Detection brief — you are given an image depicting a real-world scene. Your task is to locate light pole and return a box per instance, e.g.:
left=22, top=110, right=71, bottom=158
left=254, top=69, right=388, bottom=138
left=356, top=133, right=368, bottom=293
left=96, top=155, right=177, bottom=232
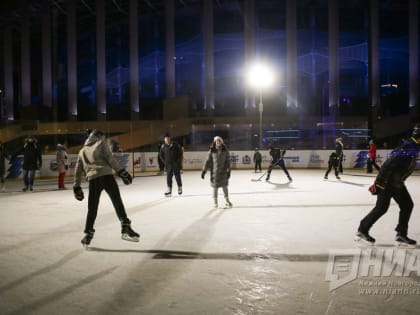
left=247, top=63, right=275, bottom=149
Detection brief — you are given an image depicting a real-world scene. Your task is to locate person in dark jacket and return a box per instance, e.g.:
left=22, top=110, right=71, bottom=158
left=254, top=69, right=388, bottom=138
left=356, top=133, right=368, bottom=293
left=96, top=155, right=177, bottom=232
left=355, top=125, right=420, bottom=247
left=22, top=135, right=42, bottom=191
left=0, top=140, right=8, bottom=192
left=159, top=132, right=183, bottom=196
left=253, top=148, right=262, bottom=173
left=265, top=146, right=292, bottom=182
left=201, top=136, right=232, bottom=208
left=324, top=152, right=340, bottom=180
left=73, top=129, right=139, bottom=248
left=335, top=137, right=344, bottom=173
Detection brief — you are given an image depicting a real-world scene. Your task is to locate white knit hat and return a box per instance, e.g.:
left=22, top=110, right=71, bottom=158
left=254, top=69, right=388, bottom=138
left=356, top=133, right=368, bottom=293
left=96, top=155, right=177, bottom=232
left=213, top=136, right=224, bottom=143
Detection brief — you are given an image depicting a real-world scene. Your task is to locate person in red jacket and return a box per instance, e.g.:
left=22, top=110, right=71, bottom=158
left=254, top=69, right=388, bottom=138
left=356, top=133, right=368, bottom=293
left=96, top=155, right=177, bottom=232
left=366, top=139, right=380, bottom=173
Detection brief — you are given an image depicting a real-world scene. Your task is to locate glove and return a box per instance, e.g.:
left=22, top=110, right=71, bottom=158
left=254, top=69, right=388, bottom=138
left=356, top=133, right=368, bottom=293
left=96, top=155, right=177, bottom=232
left=118, top=169, right=132, bottom=185
left=368, top=180, right=385, bottom=195
left=73, top=186, right=84, bottom=201
left=201, top=171, right=206, bottom=179
left=65, top=165, right=69, bottom=171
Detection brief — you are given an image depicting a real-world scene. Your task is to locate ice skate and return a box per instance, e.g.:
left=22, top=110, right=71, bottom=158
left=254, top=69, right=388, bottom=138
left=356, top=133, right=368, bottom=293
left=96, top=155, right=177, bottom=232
left=224, top=200, right=233, bottom=209
left=395, top=234, right=417, bottom=248
left=121, top=224, right=140, bottom=242
left=81, top=231, right=95, bottom=249
left=164, top=187, right=172, bottom=197
left=265, top=175, right=270, bottom=181
left=324, top=175, right=328, bottom=180
left=336, top=176, right=341, bottom=180
left=355, top=231, right=375, bottom=246
left=178, top=186, right=182, bottom=195
left=22, top=186, right=28, bottom=192
left=287, top=176, right=292, bottom=182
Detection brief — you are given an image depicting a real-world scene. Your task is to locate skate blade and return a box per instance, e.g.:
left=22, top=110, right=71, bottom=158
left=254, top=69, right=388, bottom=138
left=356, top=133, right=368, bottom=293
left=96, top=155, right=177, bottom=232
left=395, top=241, right=417, bottom=249
left=82, top=243, right=91, bottom=250
left=122, top=234, right=140, bottom=242
left=354, top=236, right=374, bottom=246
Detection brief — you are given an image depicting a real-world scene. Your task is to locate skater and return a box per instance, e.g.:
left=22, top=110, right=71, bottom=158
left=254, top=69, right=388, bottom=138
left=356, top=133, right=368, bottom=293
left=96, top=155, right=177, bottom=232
left=201, top=136, right=232, bottom=208
left=157, top=141, right=165, bottom=175
left=335, top=137, right=344, bottom=173
left=324, top=151, right=340, bottom=180
left=22, top=135, right=42, bottom=191
left=159, top=132, right=183, bottom=196
left=355, top=125, right=420, bottom=247
left=56, top=143, right=68, bottom=189
left=0, top=140, right=8, bottom=192
left=253, top=148, right=262, bottom=173
left=265, top=146, right=292, bottom=182
left=366, top=139, right=380, bottom=173
left=73, top=129, right=139, bottom=248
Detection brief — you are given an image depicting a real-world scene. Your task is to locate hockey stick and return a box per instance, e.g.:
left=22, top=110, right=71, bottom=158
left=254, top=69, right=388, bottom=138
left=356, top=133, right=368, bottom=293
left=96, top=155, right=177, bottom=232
left=251, top=158, right=282, bottom=182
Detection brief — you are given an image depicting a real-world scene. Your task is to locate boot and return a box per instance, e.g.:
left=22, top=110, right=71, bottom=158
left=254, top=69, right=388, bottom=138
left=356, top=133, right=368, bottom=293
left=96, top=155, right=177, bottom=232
left=213, top=198, right=218, bottom=209
left=178, top=186, right=182, bottom=195
left=395, top=234, right=417, bottom=248
left=121, top=222, right=140, bottom=242
left=225, top=199, right=233, bottom=208
left=81, top=230, right=95, bottom=248
left=355, top=230, right=375, bottom=245
left=164, top=187, right=172, bottom=196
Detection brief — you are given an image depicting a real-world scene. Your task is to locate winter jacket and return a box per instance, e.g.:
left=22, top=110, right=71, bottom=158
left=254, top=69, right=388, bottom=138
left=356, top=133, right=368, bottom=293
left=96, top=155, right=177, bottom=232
left=159, top=141, right=182, bottom=172
left=335, top=141, right=343, bottom=157
left=368, top=143, right=377, bottom=160
left=328, top=152, right=340, bottom=167
left=22, top=139, right=42, bottom=171
left=74, top=133, right=122, bottom=186
left=56, top=144, right=68, bottom=173
left=376, top=137, right=419, bottom=189
left=253, top=151, right=262, bottom=162
left=269, top=148, right=286, bottom=162
left=203, top=144, right=231, bottom=188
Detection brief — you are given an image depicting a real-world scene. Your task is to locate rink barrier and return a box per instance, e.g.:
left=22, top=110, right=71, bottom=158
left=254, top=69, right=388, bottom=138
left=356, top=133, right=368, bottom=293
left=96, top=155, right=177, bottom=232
left=5, top=149, right=419, bottom=179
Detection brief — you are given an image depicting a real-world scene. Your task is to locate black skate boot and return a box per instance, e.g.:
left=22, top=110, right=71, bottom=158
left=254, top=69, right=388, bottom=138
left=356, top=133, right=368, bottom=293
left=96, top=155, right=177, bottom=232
left=164, top=187, right=172, bottom=197
left=395, top=234, right=417, bottom=248
left=178, top=186, right=182, bottom=195
left=81, top=230, right=95, bottom=249
left=121, top=223, right=140, bottom=242
left=224, top=200, right=233, bottom=209
left=287, top=175, right=292, bottom=182
left=355, top=230, right=375, bottom=246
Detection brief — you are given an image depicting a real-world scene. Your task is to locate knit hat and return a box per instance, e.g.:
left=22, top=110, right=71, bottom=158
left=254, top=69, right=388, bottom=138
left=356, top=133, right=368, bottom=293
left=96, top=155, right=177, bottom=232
left=213, top=136, right=224, bottom=143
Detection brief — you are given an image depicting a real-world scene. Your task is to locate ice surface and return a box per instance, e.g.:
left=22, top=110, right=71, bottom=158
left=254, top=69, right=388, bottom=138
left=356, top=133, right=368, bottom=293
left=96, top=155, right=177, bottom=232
left=0, top=169, right=419, bottom=315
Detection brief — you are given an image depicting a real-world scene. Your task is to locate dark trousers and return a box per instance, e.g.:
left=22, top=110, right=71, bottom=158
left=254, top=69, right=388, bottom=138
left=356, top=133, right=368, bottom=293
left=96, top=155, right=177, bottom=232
left=254, top=160, right=262, bottom=172
left=267, top=159, right=291, bottom=179
left=166, top=169, right=182, bottom=188
left=338, top=155, right=343, bottom=173
left=367, top=158, right=380, bottom=173
left=85, top=174, right=129, bottom=233
left=359, top=185, right=414, bottom=236
left=325, top=164, right=338, bottom=178
left=23, top=169, right=36, bottom=187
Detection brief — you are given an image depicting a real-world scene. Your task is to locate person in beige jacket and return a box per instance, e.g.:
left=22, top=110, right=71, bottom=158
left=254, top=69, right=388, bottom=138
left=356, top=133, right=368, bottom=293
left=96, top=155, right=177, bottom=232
left=73, top=129, right=139, bottom=248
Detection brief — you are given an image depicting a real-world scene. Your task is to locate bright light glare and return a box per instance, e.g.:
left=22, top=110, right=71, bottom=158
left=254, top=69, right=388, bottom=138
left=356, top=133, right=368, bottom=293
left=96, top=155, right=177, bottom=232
left=247, top=63, right=275, bottom=89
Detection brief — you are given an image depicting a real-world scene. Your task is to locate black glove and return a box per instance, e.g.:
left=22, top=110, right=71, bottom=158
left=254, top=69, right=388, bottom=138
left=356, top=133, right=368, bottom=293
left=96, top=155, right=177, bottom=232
left=73, top=186, right=84, bottom=201
left=118, top=169, right=132, bottom=185
left=368, top=180, right=385, bottom=195
left=201, top=171, right=206, bottom=179
left=65, top=165, right=69, bottom=171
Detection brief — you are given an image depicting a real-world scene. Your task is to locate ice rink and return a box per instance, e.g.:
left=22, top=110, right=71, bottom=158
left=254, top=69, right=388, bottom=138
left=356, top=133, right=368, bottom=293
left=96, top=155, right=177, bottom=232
left=1, top=169, right=420, bottom=315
